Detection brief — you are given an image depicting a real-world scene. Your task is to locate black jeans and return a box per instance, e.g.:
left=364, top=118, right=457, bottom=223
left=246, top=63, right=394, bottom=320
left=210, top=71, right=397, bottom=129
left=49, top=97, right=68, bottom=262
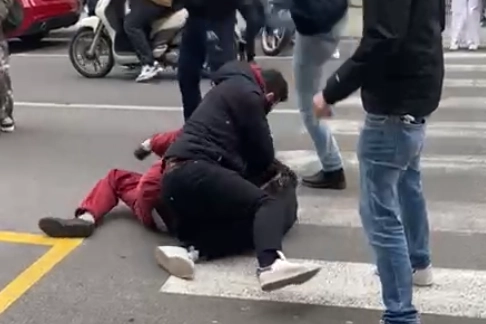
left=177, top=14, right=237, bottom=120
left=238, top=2, right=265, bottom=61
left=124, top=0, right=168, bottom=66
left=161, top=160, right=297, bottom=263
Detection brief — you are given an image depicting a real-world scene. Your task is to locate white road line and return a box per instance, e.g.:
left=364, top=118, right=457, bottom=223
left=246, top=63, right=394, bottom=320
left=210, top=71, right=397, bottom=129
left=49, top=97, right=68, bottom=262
left=11, top=51, right=486, bottom=59
left=276, top=150, right=486, bottom=172
left=14, top=97, right=486, bottom=113
left=160, top=257, right=486, bottom=318
left=293, top=195, right=486, bottom=233
left=310, top=120, right=486, bottom=138
left=445, top=64, right=486, bottom=72
left=444, top=79, right=486, bottom=87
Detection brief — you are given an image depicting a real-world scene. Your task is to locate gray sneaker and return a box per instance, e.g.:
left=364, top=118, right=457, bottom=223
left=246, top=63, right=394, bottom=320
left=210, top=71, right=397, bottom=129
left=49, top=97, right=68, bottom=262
left=0, top=116, right=15, bottom=132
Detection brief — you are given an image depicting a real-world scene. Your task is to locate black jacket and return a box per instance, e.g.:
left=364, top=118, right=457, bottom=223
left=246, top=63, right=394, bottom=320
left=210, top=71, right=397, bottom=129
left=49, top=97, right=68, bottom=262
left=164, top=61, right=275, bottom=178
left=323, top=0, right=445, bottom=118
left=290, top=0, right=348, bottom=36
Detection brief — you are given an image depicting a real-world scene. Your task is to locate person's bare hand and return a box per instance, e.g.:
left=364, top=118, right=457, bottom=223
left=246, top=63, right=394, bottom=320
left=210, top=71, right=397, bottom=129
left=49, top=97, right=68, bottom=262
left=313, top=92, right=333, bottom=119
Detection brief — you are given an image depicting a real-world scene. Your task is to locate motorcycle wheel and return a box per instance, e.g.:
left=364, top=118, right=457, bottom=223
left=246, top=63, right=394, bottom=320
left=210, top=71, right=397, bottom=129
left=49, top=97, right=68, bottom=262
left=260, top=27, right=293, bottom=56
left=69, top=27, right=114, bottom=78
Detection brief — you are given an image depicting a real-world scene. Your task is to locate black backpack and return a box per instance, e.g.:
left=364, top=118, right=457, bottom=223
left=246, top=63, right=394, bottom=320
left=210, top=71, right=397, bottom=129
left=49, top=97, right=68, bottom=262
left=3, top=0, right=24, bottom=33
left=290, top=0, right=348, bottom=36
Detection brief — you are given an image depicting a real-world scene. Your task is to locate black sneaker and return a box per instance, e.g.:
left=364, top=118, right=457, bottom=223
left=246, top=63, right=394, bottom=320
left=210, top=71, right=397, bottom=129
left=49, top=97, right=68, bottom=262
left=38, top=217, right=95, bottom=238
left=0, top=116, right=15, bottom=132
left=133, top=145, right=152, bottom=160
left=301, top=169, right=346, bottom=189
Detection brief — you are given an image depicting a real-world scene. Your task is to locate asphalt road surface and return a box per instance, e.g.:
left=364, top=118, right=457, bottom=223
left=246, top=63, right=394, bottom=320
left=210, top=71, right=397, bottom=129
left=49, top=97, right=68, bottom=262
left=0, top=32, right=486, bottom=324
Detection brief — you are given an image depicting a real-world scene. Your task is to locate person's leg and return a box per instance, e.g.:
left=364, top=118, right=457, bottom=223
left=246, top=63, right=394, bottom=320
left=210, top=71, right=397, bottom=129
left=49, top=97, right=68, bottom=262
left=0, top=40, right=14, bottom=133
left=38, top=169, right=142, bottom=238
left=159, top=161, right=320, bottom=289
left=206, top=13, right=238, bottom=72
left=357, top=114, right=426, bottom=324
left=177, top=15, right=207, bottom=120
left=450, top=0, right=468, bottom=49
left=293, top=31, right=345, bottom=189
left=466, top=0, right=481, bottom=49
left=398, top=129, right=432, bottom=286
left=124, top=0, right=166, bottom=81
left=239, top=4, right=264, bottom=62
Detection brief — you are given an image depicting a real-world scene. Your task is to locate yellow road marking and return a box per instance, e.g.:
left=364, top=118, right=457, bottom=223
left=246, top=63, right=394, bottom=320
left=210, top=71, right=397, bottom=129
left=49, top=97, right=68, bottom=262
left=0, top=232, right=83, bottom=315
left=0, top=231, right=61, bottom=246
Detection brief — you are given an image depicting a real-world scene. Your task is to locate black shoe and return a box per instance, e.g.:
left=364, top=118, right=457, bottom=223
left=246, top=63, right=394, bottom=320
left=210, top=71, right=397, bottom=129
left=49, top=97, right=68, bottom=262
left=38, top=217, right=95, bottom=238
left=301, top=169, right=346, bottom=190
left=133, top=145, right=152, bottom=160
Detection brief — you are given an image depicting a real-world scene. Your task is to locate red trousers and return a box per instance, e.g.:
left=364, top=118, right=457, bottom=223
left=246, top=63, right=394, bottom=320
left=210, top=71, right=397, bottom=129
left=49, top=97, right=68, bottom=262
left=74, top=130, right=180, bottom=228
left=75, top=160, right=162, bottom=228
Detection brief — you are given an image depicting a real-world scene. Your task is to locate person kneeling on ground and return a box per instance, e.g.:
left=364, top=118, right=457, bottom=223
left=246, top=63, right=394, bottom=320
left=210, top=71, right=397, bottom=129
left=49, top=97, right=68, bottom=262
left=158, top=60, right=321, bottom=292
left=38, top=130, right=182, bottom=238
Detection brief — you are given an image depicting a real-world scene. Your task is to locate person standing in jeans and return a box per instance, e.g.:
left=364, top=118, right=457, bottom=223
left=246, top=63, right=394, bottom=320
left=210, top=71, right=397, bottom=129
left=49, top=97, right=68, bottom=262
left=290, top=0, right=348, bottom=189
left=313, top=0, right=445, bottom=322
left=178, top=0, right=241, bottom=120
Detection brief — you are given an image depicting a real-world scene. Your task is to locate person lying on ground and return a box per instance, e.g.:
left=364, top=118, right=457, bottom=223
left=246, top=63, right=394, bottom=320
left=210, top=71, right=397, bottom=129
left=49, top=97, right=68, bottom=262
left=158, top=60, right=321, bottom=292
left=38, top=129, right=181, bottom=238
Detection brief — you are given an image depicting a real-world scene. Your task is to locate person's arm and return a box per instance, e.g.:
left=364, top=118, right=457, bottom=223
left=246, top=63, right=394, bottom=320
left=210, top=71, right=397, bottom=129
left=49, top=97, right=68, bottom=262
left=134, top=129, right=182, bottom=160
left=236, top=93, right=275, bottom=177
left=322, top=0, right=412, bottom=105
left=150, top=129, right=182, bottom=157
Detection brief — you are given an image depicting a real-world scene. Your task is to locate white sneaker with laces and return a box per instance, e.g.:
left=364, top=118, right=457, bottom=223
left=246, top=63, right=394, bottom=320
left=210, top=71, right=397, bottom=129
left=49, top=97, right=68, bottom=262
left=257, top=251, right=321, bottom=292
left=154, top=245, right=199, bottom=280
left=136, top=64, right=159, bottom=82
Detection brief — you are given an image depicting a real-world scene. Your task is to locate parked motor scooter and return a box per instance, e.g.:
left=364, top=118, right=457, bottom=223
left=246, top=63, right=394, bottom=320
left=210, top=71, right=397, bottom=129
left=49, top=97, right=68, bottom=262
left=69, top=0, right=247, bottom=78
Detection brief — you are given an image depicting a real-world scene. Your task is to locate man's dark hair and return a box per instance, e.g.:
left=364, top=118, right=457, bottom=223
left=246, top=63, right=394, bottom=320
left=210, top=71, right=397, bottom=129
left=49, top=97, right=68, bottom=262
left=261, top=69, right=289, bottom=103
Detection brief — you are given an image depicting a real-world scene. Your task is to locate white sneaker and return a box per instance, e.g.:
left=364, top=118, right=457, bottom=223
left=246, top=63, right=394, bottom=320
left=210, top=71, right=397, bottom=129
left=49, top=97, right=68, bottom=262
left=0, top=116, right=15, bottom=132
left=413, top=265, right=433, bottom=286
left=258, top=252, right=321, bottom=292
left=449, top=43, right=459, bottom=51
left=332, top=49, right=340, bottom=59
left=374, top=265, right=434, bottom=286
left=136, top=64, right=160, bottom=82
left=468, top=44, right=479, bottom=51
left=154, top=246, right=199, bottom=280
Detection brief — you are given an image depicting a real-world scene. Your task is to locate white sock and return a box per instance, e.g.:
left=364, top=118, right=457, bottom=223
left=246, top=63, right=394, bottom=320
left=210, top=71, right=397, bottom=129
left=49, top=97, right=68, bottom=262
left=78, top=213, right=95, bottom=223
left=141, top=139, right=152, bottom=151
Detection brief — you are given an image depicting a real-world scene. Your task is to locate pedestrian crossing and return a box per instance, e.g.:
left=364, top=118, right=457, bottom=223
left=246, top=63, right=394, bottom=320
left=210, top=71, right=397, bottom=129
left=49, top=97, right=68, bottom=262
left=159, top=52, right=486, bottom=321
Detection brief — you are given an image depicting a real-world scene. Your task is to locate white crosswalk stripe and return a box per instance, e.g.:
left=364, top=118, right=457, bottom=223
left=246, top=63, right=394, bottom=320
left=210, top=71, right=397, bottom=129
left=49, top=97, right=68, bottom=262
left=159, top=54, right=486, bottom=321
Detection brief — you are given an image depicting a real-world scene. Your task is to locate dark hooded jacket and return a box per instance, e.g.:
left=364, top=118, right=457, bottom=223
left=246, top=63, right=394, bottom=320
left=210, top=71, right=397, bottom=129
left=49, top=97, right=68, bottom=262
left=164, top=61, right=274, bottom=178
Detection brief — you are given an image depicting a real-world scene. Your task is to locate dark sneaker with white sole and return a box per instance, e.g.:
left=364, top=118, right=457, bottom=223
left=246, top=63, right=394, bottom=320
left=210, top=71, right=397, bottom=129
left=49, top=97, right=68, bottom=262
left=0, top=117, right=15, bottom=132
left=258, top=252, right=321, bottom=292
left=301, top=169, right=346, bottom=189
left=38, top=217, right=95, bottom=238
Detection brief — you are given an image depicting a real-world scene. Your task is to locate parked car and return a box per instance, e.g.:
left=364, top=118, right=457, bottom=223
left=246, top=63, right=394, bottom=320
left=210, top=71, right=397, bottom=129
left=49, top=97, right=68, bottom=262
left=6, top=0, right=81, bottom=42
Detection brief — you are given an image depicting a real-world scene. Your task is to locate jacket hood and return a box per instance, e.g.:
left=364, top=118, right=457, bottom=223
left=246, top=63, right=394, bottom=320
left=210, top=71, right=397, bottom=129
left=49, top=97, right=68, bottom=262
left=211, top=61, right=265, bottom=93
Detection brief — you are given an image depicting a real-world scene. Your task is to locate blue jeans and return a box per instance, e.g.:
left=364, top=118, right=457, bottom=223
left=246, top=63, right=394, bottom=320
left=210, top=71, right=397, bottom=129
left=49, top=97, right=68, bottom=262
left=292, top=15, right=347, bottom=172
left=358, top=113, right=431, bottom=324
left=177, top=14, right=237, bottom=120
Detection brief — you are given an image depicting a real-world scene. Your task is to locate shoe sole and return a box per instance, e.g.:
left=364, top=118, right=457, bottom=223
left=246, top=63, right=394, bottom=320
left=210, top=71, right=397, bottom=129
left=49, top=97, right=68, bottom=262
left=154, top=247, right=195, bottom=280
left=261, top=267, right=321, bottom=292
left=301, top=180, right=346, bottom=190
left=0, top=125, right=15, bottom=132
left=38, top=218, right=94, bottom=238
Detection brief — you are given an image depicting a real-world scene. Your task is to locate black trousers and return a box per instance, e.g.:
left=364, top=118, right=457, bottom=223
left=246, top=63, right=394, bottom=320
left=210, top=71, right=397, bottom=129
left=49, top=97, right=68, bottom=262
left=161, top=160, right=297, bottom=262
left=238, top=2, right=265, bottom=61
left=124, top=0, right=168, bottom=66
left=177, top=14, right=237, bottom=120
